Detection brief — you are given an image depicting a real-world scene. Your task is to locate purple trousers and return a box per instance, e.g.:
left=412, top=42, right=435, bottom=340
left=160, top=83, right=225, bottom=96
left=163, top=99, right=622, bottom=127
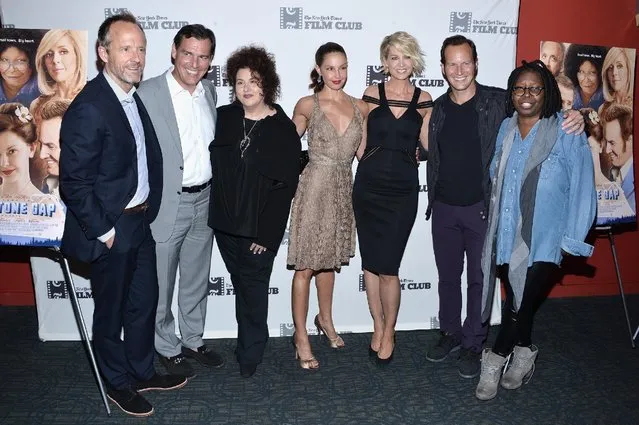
left=431, top=200, right=488, bottom=352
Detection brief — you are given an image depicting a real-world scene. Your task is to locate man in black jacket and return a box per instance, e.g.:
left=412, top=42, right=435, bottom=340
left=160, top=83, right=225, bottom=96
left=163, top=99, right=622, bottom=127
left=425, top=35, right=505, bottom=379
left=425, top=35, right=584, bottom=379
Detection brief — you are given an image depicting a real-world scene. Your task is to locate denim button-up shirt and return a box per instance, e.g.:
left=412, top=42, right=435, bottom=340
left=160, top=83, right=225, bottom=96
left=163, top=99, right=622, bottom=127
left=491, top=113, right=597, bottom=266
left=495, top=122, right=539, bottom=264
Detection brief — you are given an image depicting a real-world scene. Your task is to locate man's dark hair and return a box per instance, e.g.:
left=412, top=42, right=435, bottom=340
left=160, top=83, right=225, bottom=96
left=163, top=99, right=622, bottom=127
left=600, top=102, right=633, bottom=147
left=505, top=59, right=562, bottom=118
left=172, top=24, right=216, bottom=62
left=440, top=35, right=478, bottom=64
left=97, top=12, right=143, bottom=50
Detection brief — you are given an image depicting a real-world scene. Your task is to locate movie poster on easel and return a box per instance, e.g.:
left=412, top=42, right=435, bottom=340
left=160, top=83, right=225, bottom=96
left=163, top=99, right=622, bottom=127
left=0, top=28, right=87, bottom=246
left=540, top=41, right=636, bottom=225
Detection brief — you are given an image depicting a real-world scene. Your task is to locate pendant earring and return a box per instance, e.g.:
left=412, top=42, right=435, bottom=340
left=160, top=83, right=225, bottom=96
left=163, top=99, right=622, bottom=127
left=317, top=74, right=323, bottom=83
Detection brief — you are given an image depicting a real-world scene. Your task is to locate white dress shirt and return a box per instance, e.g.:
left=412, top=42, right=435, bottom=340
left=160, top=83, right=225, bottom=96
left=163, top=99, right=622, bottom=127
left=98, top=71, right=150, bottom=243
left=166, top=68, right=214, bottom=187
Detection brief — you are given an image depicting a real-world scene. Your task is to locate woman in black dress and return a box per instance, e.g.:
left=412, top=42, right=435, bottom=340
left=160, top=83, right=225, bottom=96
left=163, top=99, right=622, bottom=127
left=353, top=31, right=432, bottom=364
left=209, top=46, right=301, bottom=378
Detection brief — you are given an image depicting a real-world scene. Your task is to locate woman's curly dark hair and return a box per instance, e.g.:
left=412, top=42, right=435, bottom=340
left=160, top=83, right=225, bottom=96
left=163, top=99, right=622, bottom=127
left=563, top=44, right=607, bottom=91
left=226, top=45, right=280, bottom=106
left=505, top=59, right=561, bottom=119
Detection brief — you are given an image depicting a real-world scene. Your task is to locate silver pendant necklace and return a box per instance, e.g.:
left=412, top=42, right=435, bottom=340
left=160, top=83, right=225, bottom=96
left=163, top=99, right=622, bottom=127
left=240, top=118, right=259, bottom=158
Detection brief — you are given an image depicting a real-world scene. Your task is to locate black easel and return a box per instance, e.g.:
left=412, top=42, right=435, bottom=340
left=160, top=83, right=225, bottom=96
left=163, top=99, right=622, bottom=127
left=52, top=247, right=111, bottom=415
left=596, top=226, right=635, bottom=348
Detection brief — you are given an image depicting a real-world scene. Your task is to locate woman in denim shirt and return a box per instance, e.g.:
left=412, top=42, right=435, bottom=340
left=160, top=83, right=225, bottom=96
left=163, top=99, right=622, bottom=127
left=476, top=60, right=596, bottom=401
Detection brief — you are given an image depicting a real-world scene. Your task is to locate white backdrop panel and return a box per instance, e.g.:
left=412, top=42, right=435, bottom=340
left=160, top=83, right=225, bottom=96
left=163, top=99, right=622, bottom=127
left=2, top=0, right=519, bottom=340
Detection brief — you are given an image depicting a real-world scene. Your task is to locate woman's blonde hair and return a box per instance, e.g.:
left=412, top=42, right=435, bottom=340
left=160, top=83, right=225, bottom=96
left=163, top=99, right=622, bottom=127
left=380, top=31, right=425, bottom=76
left=601, top=47, right=635, bottom=104
left=35, top=29, right=87, bottom=98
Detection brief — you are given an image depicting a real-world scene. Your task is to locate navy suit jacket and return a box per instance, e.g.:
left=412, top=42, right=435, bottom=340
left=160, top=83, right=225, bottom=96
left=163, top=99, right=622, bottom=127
left=59, top=73, right=163, bottom=263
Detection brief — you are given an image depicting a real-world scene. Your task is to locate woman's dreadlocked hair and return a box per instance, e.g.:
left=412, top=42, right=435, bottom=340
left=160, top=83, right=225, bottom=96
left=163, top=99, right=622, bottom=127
left=505, top=59, right=562, bottom=118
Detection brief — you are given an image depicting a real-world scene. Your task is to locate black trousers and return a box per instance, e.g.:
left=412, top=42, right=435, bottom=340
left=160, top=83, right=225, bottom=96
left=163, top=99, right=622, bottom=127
left=90, top=211, right=158, bottom=389
left=215, top=231, right=276, bottom=366
left=432, top=200, right=488, bottom=352
left=493, top=261, right=558, bottom=357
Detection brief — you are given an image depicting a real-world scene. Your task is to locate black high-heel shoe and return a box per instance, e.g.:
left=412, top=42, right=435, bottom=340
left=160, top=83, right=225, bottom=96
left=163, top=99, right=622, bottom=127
left=368, top=346, right=378, bottom=358
left=375, top=334, right=396, bottom=366
left=375, top=350, right=394, bottom=366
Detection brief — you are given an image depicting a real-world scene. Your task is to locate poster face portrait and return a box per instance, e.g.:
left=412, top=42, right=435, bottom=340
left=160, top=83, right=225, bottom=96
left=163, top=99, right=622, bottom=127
left=540, top=41, right=636, bottom=225
left=0, top=103, right=39, bottom=197
left=0, top=28, right=46, bottom=108
left=0, top=28, right=87, bottom=247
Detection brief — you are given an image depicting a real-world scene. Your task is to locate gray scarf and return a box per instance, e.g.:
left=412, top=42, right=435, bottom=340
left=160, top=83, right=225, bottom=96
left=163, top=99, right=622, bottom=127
left=481, top=113, right=559, bottom=322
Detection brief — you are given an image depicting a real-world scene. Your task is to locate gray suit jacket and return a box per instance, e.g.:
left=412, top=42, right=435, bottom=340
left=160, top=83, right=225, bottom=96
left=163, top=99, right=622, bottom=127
left=137, top=70, right=217, bottom=243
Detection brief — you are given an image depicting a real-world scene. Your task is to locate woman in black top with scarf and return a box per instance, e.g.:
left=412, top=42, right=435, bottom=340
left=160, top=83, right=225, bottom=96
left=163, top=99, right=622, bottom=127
left=208, top=46, right=301, bottom=378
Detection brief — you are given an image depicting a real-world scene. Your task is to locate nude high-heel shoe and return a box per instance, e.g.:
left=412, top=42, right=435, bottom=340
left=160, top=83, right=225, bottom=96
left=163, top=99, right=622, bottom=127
left=291, top=333, right=319, bottom=370
left=314, top=315, right=345, bottom=349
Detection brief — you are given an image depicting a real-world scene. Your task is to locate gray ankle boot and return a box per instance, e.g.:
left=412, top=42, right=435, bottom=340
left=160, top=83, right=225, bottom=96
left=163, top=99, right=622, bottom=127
left=500, top=345, right=538, bottom=390
left=475, top=349, right=507, bottom=401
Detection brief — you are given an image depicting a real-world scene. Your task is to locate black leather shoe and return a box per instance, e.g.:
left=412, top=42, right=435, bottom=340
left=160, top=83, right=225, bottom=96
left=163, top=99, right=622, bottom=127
left=239, top=363, right=257, bottom=378
left=133, top=373, right=188, bottom=392
left=107, top=387, right=153, bottom=417
left=159, top=353, right=195, bottom=378
left=182, top=345, right=225, bottom=368
left=458, top=347, right=481, bottom=379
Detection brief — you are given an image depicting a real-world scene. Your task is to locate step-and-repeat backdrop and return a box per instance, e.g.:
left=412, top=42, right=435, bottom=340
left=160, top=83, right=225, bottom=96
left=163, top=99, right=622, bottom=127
left=1, top=0, right=519, bottom=340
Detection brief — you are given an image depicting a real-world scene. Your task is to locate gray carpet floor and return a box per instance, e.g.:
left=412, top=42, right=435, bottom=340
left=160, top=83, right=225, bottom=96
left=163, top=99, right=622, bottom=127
left=0, top=295, right=638, bottom=425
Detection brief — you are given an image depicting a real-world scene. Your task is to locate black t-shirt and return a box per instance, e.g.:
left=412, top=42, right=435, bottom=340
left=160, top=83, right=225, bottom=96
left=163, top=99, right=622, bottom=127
left=434, top=94, right=484, bottom=206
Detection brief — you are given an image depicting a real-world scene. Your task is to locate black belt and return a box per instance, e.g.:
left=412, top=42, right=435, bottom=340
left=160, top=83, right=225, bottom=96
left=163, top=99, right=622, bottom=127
left=182, top=180, right=211, bottom=193
left=123, top=200, right=149, bottom=215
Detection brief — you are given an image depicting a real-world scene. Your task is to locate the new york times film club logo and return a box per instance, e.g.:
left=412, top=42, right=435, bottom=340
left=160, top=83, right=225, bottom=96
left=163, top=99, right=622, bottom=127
left=279, top=322, right=325, bottom=337
left=365, top=66, right=445, bottom=89
left=449, top=12, right=517, bottom=35
left=280, top=7, right=363, bottom=30
left=104, top=8, right=188, bottom=30
left=208, top=277, right=280, bottom=296
left=358, top=274, right=431, bottom=292
left=46, top=280, right=92, bottom=299
left=207, top=65, right=235, bottom=103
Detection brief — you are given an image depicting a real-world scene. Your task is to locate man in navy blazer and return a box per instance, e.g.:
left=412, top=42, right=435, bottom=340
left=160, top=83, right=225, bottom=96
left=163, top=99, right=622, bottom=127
left=59, top=13, right=186, bottom=417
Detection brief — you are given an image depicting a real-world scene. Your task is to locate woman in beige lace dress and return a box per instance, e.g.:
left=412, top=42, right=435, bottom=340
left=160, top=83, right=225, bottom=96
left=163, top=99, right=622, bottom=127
left=287, top=42, right=367, bottom=370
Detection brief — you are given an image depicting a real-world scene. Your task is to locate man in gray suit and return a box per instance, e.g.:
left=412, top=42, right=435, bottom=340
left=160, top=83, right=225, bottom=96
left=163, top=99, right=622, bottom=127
left=137, top=24, right=223, bottom=377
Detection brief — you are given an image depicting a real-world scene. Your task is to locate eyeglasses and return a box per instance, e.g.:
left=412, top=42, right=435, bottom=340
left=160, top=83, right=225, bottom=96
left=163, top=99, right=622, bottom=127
left=577, top=70, right=597, bottom=79
left=0, top=58, right=29, bottom=72
left=512, top=86, right=544, bottom=96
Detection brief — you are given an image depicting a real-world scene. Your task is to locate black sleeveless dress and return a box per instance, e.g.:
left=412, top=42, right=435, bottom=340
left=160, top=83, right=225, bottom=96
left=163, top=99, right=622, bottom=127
left=352, top=83, right=431, bottom=275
